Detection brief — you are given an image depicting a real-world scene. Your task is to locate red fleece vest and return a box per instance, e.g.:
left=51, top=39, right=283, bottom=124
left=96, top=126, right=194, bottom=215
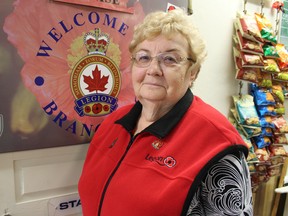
left=78, top=96, right=247, bottom=216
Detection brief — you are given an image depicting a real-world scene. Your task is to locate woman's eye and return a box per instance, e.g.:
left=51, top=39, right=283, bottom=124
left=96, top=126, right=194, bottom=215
left=138, top=55, right=150, bottom=62
left=163, top=55, right=177, bottom=64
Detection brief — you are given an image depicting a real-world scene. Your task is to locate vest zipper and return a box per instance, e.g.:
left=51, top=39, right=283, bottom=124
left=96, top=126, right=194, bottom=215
left=98, top=135, right=135, bottom=216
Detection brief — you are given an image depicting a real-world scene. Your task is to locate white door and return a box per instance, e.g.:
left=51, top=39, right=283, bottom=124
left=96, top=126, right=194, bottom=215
left=0, top=144, right=88, bottom=216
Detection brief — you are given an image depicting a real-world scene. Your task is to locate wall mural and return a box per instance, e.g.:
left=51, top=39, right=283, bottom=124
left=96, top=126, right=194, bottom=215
left=0, top=0, right=187, bottom=153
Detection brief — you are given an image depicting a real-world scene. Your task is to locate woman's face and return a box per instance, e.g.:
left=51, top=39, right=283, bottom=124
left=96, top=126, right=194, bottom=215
left=131, top=33, right=196, bottom=107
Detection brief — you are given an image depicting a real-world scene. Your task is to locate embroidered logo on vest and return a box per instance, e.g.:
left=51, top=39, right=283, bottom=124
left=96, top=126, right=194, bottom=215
left=152, top=139, right=164, bottom=150
left=145, top=154, right=176, bottom=168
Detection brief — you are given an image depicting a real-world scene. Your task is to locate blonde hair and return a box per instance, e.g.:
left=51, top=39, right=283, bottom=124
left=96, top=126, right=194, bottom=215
left=129, top=8, right=207, bottom=71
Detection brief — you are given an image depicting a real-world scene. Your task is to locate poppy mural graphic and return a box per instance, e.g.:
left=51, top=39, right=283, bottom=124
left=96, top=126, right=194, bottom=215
left=1, top=0, right=145, bottom=152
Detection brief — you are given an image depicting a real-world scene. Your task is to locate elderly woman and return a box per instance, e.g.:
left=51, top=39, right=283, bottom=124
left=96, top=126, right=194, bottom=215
left=78, top=8, right=253, bottom=216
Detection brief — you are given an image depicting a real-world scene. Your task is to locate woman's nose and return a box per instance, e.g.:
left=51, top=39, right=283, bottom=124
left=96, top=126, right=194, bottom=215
left=146, top=57, right=163, bottom=76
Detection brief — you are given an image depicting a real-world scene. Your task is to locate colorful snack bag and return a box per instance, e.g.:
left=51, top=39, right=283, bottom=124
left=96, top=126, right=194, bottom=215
left=273, top=134, right=288, bottom=144
left=236, top=13, right=263, bottom=43
left=267, top=164, right=282, bottom=176
left=253, top=144, right=270, bottom=161
left=241, top=124, right=262, bottom=138
left=263, top=44, right=280, bottom=58
left=251, top=85, right=275, bottom=106
left=257, top=72, right=272, bottom=88
left=236, top=68, right=260, bottom=83
left=256, top=105, right=276, bottom=117
left=273, top=72, right=288, bottom=81
left=270, top=156, right=284, bottom=165
left=239, top=133, right=259, bottom=162
left=268, top=145, right=287, bottom=157
left=260, top=116, right=275, bottom=128
left=276, top=44, right=288, bottom=71
left=233, top=95, right=260, bottom=126
left=255, top=163, right=267, bottom=172
left=262, top=59, right=280, bottom=73
left=253, top=135, right=272, bottom=148
left=272, top=85, right=285, bottom=103
left=274, top=102, right=285, bottom=115
left=248, top=163, right=257, bottom=173
left=261, top=127, right=273, bottom=137
left=272, top=116, right=288, bottom=133
left=255, top=13, right=277, bottom=44
left=236, top=30, right=264, bottom=55
left=241, top=52, right=264, bottom=68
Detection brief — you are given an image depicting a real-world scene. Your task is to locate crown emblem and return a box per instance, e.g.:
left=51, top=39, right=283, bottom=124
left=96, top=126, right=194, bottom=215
left=84, top=28, right=110, bottom=55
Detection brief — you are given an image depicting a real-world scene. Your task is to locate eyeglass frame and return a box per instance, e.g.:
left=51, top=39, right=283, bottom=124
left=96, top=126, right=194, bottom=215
left=131, top=51, right=195, bottom=68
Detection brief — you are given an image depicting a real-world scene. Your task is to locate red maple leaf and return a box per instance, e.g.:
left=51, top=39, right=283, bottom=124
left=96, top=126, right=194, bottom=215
left=83, top=65, right=109, bottom=93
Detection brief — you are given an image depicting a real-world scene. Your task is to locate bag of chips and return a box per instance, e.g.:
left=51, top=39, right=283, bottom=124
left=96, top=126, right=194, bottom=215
left=236, top=68, right=260, bottom=83
left=253, top=135, right=272, bottom=148
left=236, top=30, right=264, bottom=55
left=272, top=116, right=288, bottom=133
left=273, top=134, right=288, bottom=144
left=260, top=116, right=275, bottom=128
left=256, top=105, right=276, bottom=117
left=236, top=13, right=263, bottom=43
left=257, top=72, right=272, bottom=88
left=253, top=144, right=270, bottom=161
left=251, top=85, right=275, bottom=106
left=274, top=102, right=285, bottom=115
left=263, top=44, right=280, bottom=58
left=241, top=52, right=264, bottom=68
left=272, top=85, right=285, bottom=103
left=233, top=95, right=260, bottom=126
left=255, top=13, right=277, bottom=44
left=262, top=59, right=280, bottom=73
left=276, top=44, right=288, bottom=71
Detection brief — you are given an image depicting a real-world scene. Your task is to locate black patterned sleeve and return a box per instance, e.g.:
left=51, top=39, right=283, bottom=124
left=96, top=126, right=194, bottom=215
left=186, top=152, right=253, bottom=216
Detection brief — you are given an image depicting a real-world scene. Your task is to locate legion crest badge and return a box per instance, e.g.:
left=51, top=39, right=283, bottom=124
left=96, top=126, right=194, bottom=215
left=71, top=28, right=121, bottom=117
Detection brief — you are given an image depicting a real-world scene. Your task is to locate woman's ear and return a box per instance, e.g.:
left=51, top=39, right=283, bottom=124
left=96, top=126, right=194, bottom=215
left=188, top=63, right=200, bottom=86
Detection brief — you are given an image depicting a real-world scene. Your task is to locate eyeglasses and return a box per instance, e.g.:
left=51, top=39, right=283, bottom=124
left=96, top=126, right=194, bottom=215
left=131, top=51, right=194, bottom=68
